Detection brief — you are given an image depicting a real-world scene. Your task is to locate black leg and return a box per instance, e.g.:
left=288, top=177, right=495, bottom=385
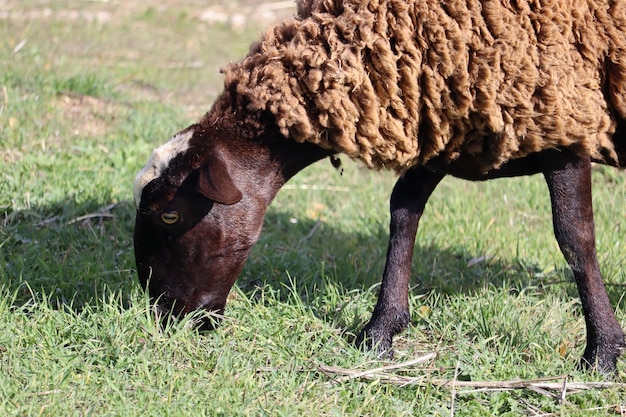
left=542, top=152, right=624, bottom=373
left=357, top=166, right=444, bottom=356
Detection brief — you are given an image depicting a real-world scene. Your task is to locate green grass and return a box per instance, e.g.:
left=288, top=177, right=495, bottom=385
left=1, top=1, right=625, bottom=415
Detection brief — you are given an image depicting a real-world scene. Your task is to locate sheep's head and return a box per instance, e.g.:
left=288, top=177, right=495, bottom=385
left=132, top=126, right=266, bottom=327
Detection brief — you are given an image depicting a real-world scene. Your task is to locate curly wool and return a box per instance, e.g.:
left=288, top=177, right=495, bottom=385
left=222, top=0, right=626, bottom=172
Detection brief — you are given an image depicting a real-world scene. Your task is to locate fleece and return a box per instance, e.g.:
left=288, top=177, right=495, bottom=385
left=222, top=0, right=626, bottom=172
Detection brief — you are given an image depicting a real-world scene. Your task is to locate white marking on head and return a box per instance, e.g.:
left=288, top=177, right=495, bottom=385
left=134, top=129, right=194, bottom=208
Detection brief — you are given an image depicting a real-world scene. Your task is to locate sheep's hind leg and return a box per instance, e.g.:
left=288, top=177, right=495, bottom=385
left=543, top=152, right=625, bottom=373
left=356, top=167, right=444, bottom=356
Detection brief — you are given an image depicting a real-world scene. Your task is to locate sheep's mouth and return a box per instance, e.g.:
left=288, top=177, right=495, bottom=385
left=190, top=298, right=227, bottom=331
left=152, top=294, right=226, bottom=331
left=195, top=311, right=224, bottom=331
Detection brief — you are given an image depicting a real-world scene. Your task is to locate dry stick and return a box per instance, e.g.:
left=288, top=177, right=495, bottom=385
left=433, top=379, right=624, bottom=391
left=37, top=215, right=60, bottom=227
left=67, top=203, right=118, bottom=225
left=319, top=353, right=436, bottom=383
left=0, top=85, right=7, bottom=119
left=559, top=376, right=568, bottom=405
left=300, top=219, right=322, bottom=243
left=512, top=392, right=545, bottom=416
left=13, top=39, right=27, bottom=54
left=450, top=361, right=460, bottom=417
left=533, top=405, right=626, bottom=417
left=527, top=384, right=560, bottom=402
left=67, top=213, right=115, bottom=225
left=319, top=360, right=626, bottom=392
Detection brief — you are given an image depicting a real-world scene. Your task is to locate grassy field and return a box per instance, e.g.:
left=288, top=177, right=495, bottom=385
left=1, top=1, right=625, bottom=415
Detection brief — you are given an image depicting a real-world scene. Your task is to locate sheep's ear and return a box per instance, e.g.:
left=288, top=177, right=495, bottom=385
left=197, top=152, right=243, bottom=205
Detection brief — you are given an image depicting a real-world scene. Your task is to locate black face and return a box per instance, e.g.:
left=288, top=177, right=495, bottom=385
left=133, top=151, right=265, bottom=327
left=134, top=172, right=220, bottom=314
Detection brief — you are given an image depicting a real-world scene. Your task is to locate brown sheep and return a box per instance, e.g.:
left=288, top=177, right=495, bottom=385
left=133, top=0, right=626, bottom=373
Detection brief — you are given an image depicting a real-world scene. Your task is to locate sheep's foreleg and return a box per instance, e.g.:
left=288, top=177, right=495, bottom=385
left=357, top=167, right=444, bottom=356
left=543, top=152, right=625, bottom=373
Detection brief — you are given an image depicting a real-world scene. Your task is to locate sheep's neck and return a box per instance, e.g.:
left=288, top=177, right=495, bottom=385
left=243, top=135, right=333, bottom=206
left=201, top=94, right=333, bottom=205
left=275, top=140, right=333, bottom=182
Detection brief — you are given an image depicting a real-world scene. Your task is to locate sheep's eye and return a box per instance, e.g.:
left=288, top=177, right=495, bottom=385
left=161, top=211, right=180, bottom=225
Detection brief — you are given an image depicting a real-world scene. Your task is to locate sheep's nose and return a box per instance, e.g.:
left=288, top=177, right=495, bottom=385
left=192, top=299, right=225, bottom=331
left=196, top=314, right=222, bottom=331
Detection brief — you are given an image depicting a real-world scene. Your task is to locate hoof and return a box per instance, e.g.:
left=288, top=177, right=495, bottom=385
left=356, top=308, right=410, bottom=358
left=356, top=325, right=395, bottom=358
left=580, top=334, right=625, bottom=375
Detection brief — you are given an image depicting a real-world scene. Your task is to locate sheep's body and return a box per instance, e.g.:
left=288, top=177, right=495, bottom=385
left=224, top=0, right=626, bottom=172
left=134, top=0, right=626, bottom=374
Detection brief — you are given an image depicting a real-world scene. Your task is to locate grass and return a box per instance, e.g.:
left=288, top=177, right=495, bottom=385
left=1, top=1, right=625, bottom=415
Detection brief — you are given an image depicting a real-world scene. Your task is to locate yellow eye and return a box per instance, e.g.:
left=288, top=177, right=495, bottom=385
left=161, top=211, right=180, bottom=225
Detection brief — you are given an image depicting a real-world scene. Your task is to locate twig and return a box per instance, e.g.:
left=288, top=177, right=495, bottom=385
left=527, top=384, right=560, bottom=402
left=450, top=361, right=460, bottom=417
left=299, top=219, right=322, bottom=244
left=559, top=375, right=567, bottom=405
left=67, top=213, right=115, bottom=224
left=431, top=378, right=623, bottom=391
left=37, top=215, right=60, bottom=227
left=13, top=39, right=27, bottom=54
left=318, top=360, right=626, bottom=392
left=67, top=203, right=118, bottom=225
left=0, top=85, right=7, bottom=119
left=319, top=353, right=436, bottom=383
left=531, top=405, right=626, bottom=417
left=513, top=392, right=545, bottom=416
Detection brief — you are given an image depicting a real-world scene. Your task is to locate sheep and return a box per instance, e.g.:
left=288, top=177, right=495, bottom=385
left=133, top=0, right=626, bottom=373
